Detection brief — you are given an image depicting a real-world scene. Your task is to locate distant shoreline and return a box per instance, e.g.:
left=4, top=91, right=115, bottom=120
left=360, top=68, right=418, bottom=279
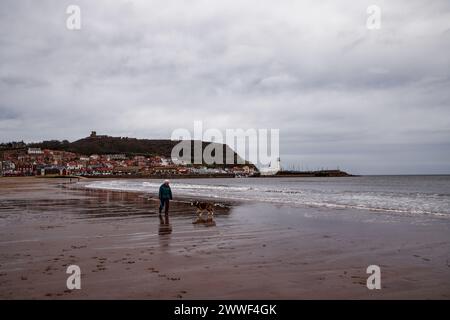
left=1, top=170, right=356, bottom=179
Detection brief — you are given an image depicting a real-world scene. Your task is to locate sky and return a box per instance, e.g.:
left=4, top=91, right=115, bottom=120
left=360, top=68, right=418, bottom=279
left=0, top=0, right=449, bottom=174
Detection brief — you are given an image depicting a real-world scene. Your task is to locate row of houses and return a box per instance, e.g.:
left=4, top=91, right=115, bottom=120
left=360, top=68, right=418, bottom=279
left=1, top=148, right=257, bottom=177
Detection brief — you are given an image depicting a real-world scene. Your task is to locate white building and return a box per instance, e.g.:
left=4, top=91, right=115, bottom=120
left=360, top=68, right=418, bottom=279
left=66, top=163, right=84, bottom=170
left=28, top=148, right=43, bottom=155
left=259, top=157, right=281, bottom=176
left=106, top=154, right=127, bottom=160
left=171, top=157, right=189, bottom=165
left=160, top=157, right=171, bottom=166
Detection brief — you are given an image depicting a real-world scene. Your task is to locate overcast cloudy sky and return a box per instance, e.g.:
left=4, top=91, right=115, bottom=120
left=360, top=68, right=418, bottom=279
left=1, top=0, right=449, bottom=174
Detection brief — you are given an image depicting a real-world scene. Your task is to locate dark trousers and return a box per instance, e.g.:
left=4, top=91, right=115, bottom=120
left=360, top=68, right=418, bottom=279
left=159, top=199, right=170, bottom=215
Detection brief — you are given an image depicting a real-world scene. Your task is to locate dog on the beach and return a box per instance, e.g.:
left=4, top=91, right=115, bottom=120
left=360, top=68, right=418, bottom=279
left=191, top=201, right=215, bottom=220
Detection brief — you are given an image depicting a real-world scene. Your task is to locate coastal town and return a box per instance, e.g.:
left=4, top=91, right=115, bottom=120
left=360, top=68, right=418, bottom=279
left=0, top=146, right=258, bottom=178
left=0, top=132, right=352, bottom=178
left=0, top=136, right=257, bottom=178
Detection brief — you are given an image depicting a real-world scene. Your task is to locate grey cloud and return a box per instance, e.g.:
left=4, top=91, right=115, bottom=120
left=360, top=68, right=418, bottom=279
left=0, top=0, right=449, bottom=174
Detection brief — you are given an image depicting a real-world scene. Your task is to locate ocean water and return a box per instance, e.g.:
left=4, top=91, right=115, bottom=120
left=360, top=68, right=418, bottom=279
left=84, top=176, right=450, bottom=219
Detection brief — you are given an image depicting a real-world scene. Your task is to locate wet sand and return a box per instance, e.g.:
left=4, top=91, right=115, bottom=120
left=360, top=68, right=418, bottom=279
left=0, top=177, right=449, bottom=299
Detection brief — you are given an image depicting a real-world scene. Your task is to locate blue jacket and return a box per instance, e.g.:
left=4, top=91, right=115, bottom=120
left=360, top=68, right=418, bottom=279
left=159, top=184, right=172, bottom=200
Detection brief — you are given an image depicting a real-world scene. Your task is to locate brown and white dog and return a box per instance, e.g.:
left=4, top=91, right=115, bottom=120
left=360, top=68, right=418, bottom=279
left=191, top=201, right=215, bottom=220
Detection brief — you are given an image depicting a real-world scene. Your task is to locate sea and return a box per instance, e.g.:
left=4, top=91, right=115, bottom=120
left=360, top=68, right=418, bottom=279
left=84, top=175, right=450, bottom=220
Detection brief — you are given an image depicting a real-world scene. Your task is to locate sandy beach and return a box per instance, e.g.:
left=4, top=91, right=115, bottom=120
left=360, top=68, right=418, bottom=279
left=0, top=177, right=449, bottom=299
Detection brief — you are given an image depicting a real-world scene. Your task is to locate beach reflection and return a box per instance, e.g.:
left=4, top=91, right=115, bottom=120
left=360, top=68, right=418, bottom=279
left=192, top=216, right=217, bottom=227
left=158, top=215, right=172, bottom=235
left=158, top=214, right=172, bottom=251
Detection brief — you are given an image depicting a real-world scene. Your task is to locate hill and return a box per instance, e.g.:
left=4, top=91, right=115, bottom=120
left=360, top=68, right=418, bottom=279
left=27, top=132, right=253, bottom=168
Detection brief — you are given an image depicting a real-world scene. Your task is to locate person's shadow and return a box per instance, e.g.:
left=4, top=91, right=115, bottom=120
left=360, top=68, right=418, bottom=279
left=158, top=215, right=172, bottom=235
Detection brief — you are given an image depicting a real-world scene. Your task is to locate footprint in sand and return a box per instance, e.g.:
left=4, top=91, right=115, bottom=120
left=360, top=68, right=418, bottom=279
left=350, top=276, right=366, bottom=285
left=413, top=254, right=431, bottom=261
left=44, top=266, right=53, bottom=274
left=71, top=245, right=87, bottom=249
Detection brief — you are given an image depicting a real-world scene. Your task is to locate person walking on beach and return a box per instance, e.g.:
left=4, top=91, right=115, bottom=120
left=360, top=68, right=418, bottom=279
left=159, top=180, right=172, bottom=216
